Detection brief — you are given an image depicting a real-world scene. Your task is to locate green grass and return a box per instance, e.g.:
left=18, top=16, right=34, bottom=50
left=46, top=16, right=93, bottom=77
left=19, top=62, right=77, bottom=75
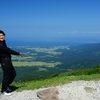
left=10, top=74, right=100, bottom=92
left=0, top=66, right=100, bottom=92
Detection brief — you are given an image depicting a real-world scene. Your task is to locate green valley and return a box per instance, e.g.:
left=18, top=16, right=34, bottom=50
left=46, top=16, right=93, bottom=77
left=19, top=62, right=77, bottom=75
left=0, top=43, right=100, bottom=82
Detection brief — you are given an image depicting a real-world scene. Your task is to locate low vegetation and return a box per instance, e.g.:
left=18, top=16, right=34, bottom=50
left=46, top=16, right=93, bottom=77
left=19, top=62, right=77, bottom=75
left=0, top=66, right=99, bottom=92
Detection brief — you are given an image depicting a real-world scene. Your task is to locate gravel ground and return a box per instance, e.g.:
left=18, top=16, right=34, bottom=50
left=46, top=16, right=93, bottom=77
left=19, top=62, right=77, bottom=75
left=0, top=80, right=100, bottom=100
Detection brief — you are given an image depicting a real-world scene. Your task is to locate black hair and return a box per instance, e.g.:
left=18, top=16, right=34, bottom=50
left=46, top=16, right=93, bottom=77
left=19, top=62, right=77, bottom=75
left=0, top=30, right=5, bottom=36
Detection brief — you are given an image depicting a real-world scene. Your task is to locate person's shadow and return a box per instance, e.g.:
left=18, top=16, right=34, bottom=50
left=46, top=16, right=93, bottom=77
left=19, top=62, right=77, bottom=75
left=9, top=86, right=19, bottom=92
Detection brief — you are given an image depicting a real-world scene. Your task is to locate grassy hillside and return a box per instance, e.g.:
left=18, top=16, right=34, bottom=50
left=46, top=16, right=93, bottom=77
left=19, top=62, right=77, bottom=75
left=0, top=66, right=99, bottom=92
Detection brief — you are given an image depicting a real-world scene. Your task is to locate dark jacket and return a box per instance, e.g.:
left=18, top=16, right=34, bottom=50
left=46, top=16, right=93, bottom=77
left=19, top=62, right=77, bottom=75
left=0, top=40, right=19, bottom=63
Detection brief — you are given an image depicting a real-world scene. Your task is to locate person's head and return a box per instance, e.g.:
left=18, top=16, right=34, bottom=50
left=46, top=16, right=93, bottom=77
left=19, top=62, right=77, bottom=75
left=0, top=30, right=5, bottom=41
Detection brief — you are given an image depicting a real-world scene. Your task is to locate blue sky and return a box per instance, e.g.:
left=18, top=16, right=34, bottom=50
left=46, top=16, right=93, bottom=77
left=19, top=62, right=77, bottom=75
left=0, top=0, right=100, bottom=45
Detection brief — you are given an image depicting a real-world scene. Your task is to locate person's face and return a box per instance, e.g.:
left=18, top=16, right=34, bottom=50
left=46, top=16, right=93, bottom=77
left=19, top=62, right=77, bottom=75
left=0, top=33, right=5, bottom=41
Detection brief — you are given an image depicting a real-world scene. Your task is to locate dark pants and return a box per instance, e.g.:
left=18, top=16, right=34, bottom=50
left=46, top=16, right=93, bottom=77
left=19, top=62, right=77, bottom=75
left=1, top=60, right=16, bottom=92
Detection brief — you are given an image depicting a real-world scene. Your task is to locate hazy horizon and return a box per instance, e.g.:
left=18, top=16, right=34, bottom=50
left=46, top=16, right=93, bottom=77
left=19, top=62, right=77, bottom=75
left=6, top=36, right=100, bottom=46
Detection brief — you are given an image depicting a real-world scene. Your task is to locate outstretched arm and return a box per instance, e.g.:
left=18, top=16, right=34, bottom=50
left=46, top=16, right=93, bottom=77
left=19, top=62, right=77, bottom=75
left=8, top=47, right=24, bottom=58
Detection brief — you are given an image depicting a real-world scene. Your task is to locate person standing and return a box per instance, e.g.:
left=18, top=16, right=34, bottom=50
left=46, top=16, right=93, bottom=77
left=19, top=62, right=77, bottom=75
left=0, top=30, right=23, bottom=95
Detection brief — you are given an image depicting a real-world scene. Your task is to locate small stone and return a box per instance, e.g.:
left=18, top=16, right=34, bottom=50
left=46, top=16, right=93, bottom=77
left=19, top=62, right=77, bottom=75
left=84, top=87, right=97, bottom=93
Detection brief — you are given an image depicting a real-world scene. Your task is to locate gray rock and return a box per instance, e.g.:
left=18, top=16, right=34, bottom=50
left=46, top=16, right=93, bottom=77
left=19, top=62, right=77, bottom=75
left=84, top=87, right=97, bottom=93
left=37, top=87, right=59, bottom=100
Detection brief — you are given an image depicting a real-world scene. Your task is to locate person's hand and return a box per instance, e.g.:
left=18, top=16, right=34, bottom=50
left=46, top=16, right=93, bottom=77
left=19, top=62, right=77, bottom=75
left=19, top=52, right=24, bottom=58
